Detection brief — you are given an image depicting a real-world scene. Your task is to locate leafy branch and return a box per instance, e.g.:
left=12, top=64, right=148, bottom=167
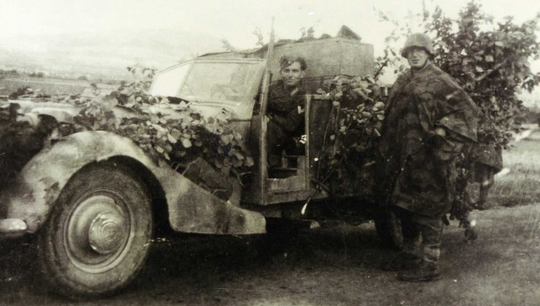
left=61, top=66, right=254, bottom=177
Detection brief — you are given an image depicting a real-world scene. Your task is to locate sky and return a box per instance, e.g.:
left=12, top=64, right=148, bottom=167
left=1, top=0, right=539, bottom=50
left=1, top=0, right=540, bottom=94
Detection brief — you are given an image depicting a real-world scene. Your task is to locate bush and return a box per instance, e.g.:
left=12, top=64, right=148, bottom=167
left=29, top=72, right=44, bottom=78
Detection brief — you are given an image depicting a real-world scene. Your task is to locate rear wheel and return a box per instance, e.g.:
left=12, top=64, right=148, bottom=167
left=39, top=162, right=153, bottom=299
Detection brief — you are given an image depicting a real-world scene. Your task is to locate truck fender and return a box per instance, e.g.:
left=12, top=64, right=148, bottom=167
left=3, top=131, right=266, bottom=235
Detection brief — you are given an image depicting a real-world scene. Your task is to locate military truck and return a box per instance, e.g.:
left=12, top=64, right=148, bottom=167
left=0, top=37, right=392, bottom=298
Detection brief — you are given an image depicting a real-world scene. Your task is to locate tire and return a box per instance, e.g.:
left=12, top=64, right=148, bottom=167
left=38, top=162, right=153, bottom=299
left=374, top=210, right=404, bottom=251
left=263, top=218, right=302, bottom=254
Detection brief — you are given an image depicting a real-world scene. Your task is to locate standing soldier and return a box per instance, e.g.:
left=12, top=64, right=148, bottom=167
left=377, top=33, right=479, bottom=281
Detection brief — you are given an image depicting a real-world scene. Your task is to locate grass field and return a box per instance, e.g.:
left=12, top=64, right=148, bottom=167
left=0, top=77, right=86, bottom=96
left=488, top=126, right=540, bottom=208
left=0, top=76, right=117, bottom=97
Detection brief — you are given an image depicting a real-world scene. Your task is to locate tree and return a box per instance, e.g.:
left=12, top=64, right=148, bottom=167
left=30, top=72, right=45, bottom=78
left=377, top=1, right=540, bottom=149
left=369, top=1, right=540, bottom=227
left=313, top=1, right=539, bottom=227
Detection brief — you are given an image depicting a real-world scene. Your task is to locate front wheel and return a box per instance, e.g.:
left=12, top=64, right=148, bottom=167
left=39, top=162, right=153, bottom=299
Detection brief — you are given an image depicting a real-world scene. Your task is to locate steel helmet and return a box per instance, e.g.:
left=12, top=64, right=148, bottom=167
left=401, top=33, right=434, bottom=58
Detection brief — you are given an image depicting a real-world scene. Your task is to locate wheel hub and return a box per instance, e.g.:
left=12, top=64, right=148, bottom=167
left=88, top=212, right=126, bottom=255
left=65, top=193, right=132, bottom=272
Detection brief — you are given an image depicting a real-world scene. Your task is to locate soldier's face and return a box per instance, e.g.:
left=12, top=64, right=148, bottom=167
left=406, top=48, right=430, bottom=70
left=281, top=62, right=304, bottom=87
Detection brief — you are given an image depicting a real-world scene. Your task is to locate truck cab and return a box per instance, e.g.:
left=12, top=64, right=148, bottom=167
left=149, top=37, right=377, bottom=219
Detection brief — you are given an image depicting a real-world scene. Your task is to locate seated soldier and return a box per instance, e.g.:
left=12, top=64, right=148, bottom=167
left=266, top=55, right=308, bottom=161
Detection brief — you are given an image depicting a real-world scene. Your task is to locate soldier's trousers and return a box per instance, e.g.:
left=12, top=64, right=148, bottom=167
left=394, top=207, right=444, bottom=264
left=267, top=120, right=287, bottom=155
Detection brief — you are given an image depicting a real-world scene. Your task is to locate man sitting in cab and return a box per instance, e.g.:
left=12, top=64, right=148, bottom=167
left=266, top=55, right=308, bottom=162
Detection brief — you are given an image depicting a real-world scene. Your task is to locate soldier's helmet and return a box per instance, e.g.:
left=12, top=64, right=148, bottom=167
left=401, top=33, right=434, bottom=57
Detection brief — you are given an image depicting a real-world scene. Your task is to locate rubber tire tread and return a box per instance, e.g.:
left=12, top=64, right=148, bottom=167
left=38, top=162, right=153, bottom=300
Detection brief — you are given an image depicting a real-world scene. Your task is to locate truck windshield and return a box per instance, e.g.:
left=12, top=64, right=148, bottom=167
left=151, top=61, right=263, bottom=104
left=180, top=62, right=261, bottom=104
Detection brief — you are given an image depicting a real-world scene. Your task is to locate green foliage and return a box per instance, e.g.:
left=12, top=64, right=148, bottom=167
left=428, top=3, right=539, bottom=148
left=316, top=76, right=386, bottom=195
left=220, top=39, right=239, bottom=52
left=2, top=64, right=252, bottom=186
left=29, top=72, right=45, bottom=78
left=317, top=1, right=539, bottom=225
left=0, top=120, right=37, bottom=183
left=378, top=1, right=540, bottom=149
left=373, top=1, right=540, bottom=227
left=8, top=86, right=50, bottom=100
left=8, top=86, right=32, bottom=100
left=253, top=26, right=265, bottom=47
left=62, top=66, right=254, bottom=177
left=428, top=2, right=539, bottom=225
left=0, top=69, right=18, bottom=75
left=522, top=105, right=540, bottom=125
left=299, top=26, right=316, bottom=41
left=0, top=114, right=57, bottom=184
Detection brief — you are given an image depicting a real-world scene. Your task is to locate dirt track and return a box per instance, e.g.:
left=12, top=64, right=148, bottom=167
left=2, top=203, right=540, bottom=306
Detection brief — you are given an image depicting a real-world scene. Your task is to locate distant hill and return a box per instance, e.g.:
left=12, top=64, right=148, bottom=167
left=0, top=29, right=224, bottom=79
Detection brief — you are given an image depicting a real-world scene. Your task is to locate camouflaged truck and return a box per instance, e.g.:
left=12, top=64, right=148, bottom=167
left=0, top=37, right=390, bottom=298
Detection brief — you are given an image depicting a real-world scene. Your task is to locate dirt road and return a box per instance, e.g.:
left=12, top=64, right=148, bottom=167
left=2, top=203, right=540, bottom=306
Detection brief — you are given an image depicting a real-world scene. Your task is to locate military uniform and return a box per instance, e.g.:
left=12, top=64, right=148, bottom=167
left=468, top=143, right=503, bottom=209
left=379, top=61, right=478, bottom=279
left=266, top=80, right=306, bottom=154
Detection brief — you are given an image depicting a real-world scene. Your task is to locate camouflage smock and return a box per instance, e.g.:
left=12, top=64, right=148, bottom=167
left=378, top=62, right=479, bottom=217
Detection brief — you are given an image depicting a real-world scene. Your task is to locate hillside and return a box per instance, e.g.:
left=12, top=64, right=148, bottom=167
left=0, top=29, right=224, bottom=79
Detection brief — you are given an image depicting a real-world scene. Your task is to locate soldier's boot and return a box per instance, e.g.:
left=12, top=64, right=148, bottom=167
left=380, top=252, right=421, bottom=271
left=397, top=260, right=441, bottom=282
left=397, top=244, right=441, bottom=282
left=381, top=232, right=422, bottom=271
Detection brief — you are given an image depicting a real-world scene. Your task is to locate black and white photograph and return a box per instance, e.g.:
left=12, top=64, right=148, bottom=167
left=1, top=0, right=540, bottom=305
